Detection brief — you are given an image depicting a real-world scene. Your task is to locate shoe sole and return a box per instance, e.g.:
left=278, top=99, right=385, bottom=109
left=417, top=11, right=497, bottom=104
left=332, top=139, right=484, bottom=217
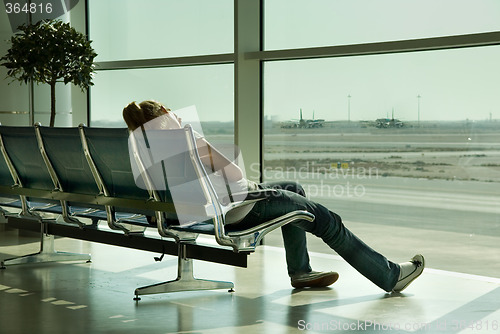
left=292, top=272, right=339, bottom=289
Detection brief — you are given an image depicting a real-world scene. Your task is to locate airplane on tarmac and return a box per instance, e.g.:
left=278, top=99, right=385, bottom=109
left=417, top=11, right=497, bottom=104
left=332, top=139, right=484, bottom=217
left=281, top=109, right=325, bottom=128
left=375, top=109, right=404, bottom=128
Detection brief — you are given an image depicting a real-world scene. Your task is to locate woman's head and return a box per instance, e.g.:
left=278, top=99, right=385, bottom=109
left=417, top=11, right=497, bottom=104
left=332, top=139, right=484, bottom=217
left=123, top=100, right=182, bottom=131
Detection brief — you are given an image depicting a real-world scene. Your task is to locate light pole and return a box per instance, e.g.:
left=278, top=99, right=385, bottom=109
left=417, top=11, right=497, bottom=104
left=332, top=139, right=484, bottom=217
left=347, top=94, right=351, bottom=122
left=417, top=94, right=421, bottom=126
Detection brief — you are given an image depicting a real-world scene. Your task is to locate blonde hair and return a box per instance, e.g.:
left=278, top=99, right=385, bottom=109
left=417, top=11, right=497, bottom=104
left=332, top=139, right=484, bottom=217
left=123, top=100, right=166, bottom=131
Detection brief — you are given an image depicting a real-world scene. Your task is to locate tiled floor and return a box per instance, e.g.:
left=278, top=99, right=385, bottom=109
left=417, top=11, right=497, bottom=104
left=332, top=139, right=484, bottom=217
left=1, top=224, right=499, bottom=334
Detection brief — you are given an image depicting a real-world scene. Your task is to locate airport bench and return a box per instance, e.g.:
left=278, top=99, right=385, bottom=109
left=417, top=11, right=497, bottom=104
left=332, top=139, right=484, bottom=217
left=0, top=124, right=314, bottom=299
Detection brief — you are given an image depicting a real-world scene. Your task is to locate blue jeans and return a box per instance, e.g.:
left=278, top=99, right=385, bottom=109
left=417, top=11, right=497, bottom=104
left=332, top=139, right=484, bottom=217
left=235, top=181, right=400, bottom=292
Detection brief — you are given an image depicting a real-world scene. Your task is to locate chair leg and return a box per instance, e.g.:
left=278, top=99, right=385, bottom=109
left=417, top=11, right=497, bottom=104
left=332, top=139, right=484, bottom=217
left=1, top=224, right=91, bottom=269
left=134, top=243, right=234, bottom=300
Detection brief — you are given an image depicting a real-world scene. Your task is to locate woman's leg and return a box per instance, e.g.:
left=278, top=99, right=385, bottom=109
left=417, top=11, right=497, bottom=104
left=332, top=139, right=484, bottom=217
left=260, top=181, right=311, bottom=275
left=303, top=208, right=400, bottom=292
left=242, top=188, right=400, bottom=291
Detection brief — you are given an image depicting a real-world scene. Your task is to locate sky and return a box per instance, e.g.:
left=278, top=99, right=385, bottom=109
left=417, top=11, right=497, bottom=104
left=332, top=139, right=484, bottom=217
left=264, top=45, right=500, bottom=122
left=263, top=0, right=500, bottom=122
left=86, top=0, right=500, bottom=123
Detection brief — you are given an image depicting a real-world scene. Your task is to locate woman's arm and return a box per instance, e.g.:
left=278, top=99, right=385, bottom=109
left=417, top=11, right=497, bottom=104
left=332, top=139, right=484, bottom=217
left=196, top=137, right=243, bottom=182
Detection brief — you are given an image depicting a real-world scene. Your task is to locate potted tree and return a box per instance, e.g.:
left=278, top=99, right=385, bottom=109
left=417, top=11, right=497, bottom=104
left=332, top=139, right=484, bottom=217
left=0, top=19, right=97, bottom=127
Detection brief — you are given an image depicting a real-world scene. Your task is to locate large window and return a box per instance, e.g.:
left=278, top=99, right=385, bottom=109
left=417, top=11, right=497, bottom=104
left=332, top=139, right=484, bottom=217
left=264, top=46, right=500, bottom=123
left=91, top=65, right=233, bottom=124
left=88, top=1, right=500, bottom=278
left=263, top=45, right=500, bottom=277
left=264, top=0, right=500, bottom=50
left=89, top=0, right=234, bottom=144
left=89, top=0, right=233, bottom=61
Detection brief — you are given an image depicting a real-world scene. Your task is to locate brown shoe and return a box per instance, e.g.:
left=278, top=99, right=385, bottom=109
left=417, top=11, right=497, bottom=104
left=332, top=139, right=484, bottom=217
left=291, top=271, right=339, bottom=289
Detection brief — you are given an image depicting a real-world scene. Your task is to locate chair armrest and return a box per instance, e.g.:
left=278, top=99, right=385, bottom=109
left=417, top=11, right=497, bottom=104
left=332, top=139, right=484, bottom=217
left=226, top=210, right=315, bottom=237
left=222, top=210, right=315, bottom=252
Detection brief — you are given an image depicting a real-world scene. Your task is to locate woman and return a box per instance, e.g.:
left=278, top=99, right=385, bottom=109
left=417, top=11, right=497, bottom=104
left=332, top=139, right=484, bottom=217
left=123, top=100, right=424, bottom=292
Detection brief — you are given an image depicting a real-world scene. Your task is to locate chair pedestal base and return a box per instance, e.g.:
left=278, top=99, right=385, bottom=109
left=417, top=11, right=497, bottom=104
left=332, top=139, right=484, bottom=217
left=1, top=233, right=91, bottom=268
left=134, top=244, right=234, bottom=300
